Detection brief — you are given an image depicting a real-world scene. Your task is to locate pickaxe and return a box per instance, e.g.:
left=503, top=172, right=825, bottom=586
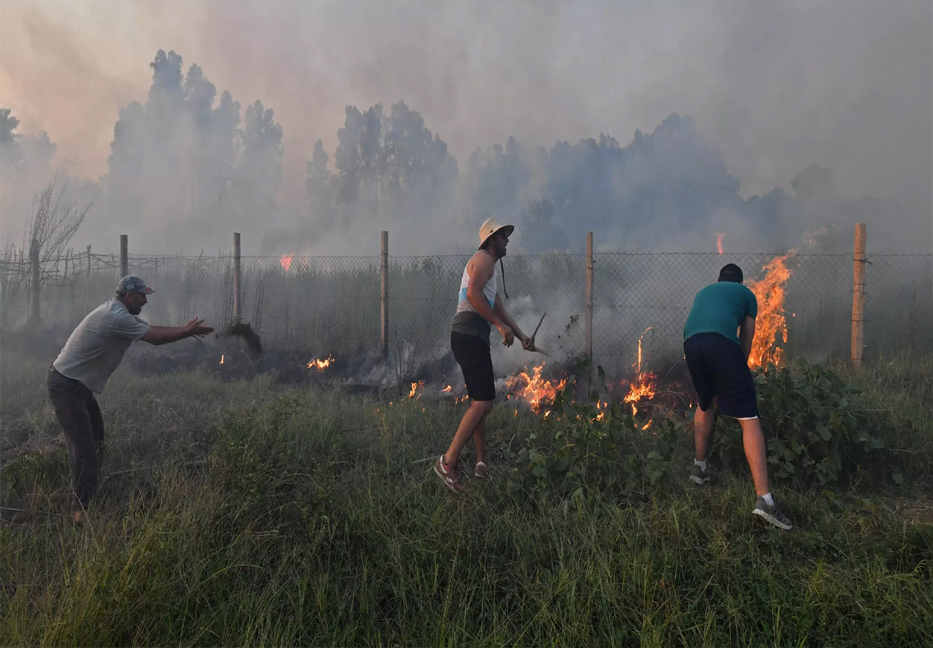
left=527, top=311, right=553, bottom=357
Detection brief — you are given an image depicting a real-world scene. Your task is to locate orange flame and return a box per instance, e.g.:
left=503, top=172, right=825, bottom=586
left=442, top=385, right=452, bottom=393
left=624, top=372, right=657, bottom=405
left=307, top=355, right=334, bottom=370
left=280, top=254, right=293, bottom=272
left=716, top=233, right=724, bottom=254
left=409, top=380, right=425, bottom=399
left=624, top=327, right=657, bottom=412
left=632, top=327, right=653, bottom=373
left=505, top=363, right=567, bottom=413
left=747, top=252, right=794, bottom=369
left=219, top=354, right=224, bottom=365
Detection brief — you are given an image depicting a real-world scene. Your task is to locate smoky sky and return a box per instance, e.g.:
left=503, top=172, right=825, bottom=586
left=1, top=0, right=931, bottom=252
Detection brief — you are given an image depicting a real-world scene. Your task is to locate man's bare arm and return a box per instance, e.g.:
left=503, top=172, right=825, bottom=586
left=493, top=294, right=526, bottom=341
left=739, top=315, right=756, bottom=361
left=142, top=319, right=213, bottom=346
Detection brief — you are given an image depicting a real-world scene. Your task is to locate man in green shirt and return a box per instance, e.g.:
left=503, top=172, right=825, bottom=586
left=683, top=264, right=792, bottom=530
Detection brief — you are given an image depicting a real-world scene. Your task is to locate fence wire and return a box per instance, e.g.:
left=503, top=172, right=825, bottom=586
left=2, top=250, right=930, bottom=371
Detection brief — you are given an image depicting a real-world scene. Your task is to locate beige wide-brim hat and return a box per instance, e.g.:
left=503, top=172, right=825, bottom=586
left=478, top=218, right=515, bottom=250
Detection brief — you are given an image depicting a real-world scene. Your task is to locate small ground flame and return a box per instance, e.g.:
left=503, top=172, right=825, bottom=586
left=308, top=355, right=334, bottom=370
left=506, top=363, right=567, bottom=413
left=280, top=254, right=293, bottom=272
left=442, top=385, right=452, bottom=393
left=409, top=380, right=425, bottom=399
left=747, top=252, right=794, bottom=369
left=716, top=233, right=725, bottom=254
left=624, top=326, right=658, bottom=412
left=625, top=373, right=657, bottom=405
left=219, top=354, right=224, bottom=365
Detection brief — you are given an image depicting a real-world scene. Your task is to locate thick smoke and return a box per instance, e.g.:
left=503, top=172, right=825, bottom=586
left=1, top=1, right=930, bottom=256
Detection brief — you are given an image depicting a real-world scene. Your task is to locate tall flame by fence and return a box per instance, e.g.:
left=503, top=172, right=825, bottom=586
left=747, top=253, right=794, bottom=369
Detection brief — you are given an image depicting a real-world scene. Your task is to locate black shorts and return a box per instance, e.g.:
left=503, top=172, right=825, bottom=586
left=451, top=331, right=496, bottom=401
left=684, top=332, right=759, bottom=419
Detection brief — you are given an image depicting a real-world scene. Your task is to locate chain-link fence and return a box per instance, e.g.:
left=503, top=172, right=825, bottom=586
left=2, top=247, right=930, bottom=371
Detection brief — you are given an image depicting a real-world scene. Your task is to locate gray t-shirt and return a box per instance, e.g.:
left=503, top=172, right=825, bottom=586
left=52, top=299, right=151, bottom=394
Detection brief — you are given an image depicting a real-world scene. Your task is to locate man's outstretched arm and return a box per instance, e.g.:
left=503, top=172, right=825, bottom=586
left=142, top=318, right=214, bottom=346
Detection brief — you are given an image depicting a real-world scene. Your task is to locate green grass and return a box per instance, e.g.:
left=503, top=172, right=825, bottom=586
left=1, top=350, right=932, bottom=646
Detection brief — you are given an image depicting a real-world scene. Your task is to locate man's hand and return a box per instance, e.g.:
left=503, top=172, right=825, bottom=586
left=184, top=318, right=214, bottom=339
left=497, top=323, right=515, bottom=347
left=521, top=334, right=536, bottom=352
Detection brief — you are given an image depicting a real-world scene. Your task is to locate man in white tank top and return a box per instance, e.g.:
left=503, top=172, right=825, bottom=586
left=435, top=218, right=537, bottom=493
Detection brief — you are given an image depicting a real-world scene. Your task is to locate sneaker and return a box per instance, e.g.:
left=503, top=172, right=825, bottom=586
left=474, top=461, right=489, bottom=479
left=434, top=456, right=464, bottom=494
left=690, top=463, right=710, bottom=486
left=753, top=497, right=793, bottom=530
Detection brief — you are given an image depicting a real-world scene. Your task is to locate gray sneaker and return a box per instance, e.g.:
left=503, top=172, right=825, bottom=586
left=753, top=497, right=793, bottom=530
left=690, top=463, right=710, bottom=486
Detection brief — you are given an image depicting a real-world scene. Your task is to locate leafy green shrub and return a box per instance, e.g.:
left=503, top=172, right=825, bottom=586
left=710, top=360, right=891, bottom=486
left=503, top=390, right=680, bottom=499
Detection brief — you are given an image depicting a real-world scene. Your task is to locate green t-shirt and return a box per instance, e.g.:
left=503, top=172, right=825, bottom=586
left=683, top=282, right=758, bottom=345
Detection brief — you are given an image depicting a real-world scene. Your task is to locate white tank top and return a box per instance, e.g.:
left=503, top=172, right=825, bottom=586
left=455, top=254, right=497, bottom=315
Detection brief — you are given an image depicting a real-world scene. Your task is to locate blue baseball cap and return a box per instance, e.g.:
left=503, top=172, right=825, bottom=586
left=116, top=275, right=155, bottom=295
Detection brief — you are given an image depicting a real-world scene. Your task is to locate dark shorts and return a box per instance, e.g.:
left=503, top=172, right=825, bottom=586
left=451, top=331, right=496, bottom=401
left=684, top=332, right=759, bottom=419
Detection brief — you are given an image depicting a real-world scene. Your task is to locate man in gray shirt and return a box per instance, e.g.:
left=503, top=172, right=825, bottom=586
left=47, top=275, right=213, bottom=522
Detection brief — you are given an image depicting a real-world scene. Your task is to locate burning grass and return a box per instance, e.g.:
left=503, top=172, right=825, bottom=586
left=1, top=347, right=931, bottom=646
left=0, top=352, right=933, bottom=645
left=307, top=355, right=334, bottom=370
left=504, top=363, right=567, bottom=412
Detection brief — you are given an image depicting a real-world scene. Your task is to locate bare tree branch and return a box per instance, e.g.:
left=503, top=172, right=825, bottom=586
left=20, top=177, right=93, bottom=284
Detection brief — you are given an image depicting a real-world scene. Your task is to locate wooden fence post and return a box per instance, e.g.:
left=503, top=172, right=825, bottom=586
left=120, top=234, right=128, bottom=276
left=233, top=232, right=242, bottom=324
left=585, top=232, right=594, bottom=371
left=381, top=231, right=389, bottom=361
left=851, top=223, right=867, bottom=366
left=30, top=238, right=40, bottom=324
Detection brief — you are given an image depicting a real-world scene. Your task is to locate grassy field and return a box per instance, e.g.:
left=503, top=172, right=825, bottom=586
left=1, top=347, right=931, bottom=647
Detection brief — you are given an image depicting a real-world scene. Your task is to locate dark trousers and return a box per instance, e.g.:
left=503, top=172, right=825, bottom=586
left=47, top=367, right=105, bottom=510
